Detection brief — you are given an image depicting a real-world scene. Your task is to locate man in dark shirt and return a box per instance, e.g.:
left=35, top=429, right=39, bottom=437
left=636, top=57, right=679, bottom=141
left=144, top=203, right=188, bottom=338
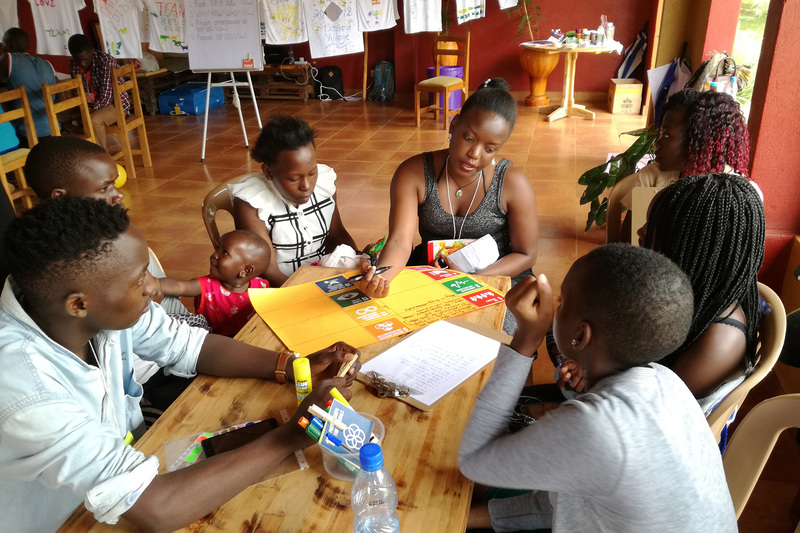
left=67, top=34, right=130, bottom=150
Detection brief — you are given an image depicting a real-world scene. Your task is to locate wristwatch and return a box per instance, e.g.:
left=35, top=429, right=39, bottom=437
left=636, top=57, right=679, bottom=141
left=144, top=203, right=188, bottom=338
left=275, top=351, right=299, bottom=384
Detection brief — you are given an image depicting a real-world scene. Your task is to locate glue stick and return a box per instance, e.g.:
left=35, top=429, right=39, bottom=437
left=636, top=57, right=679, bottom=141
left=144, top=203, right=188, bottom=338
left=293, top=357, right=312, bottom=405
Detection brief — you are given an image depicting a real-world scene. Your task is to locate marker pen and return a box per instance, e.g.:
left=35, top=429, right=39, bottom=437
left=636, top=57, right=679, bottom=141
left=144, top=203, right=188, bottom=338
left=297, top=417, right=322, bottom=441
left=330, top=387, right=353, bottom=409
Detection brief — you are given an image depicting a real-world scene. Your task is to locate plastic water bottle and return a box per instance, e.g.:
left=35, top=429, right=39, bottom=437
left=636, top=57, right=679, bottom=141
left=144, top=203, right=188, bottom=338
left=378, top=83, right=387, bottom=102
left=351, top=443, right=399, bottom=533
left=287, top=46, right=295, bottom=65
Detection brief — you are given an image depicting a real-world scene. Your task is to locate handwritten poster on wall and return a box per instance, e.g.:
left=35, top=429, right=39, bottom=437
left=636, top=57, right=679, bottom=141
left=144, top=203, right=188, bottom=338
left=185, top=0, right=263, bottom=71
left=303, top=0, right=364, bottom=59
left=96, top=0, right=145, bottom=59
left=260, top=0, right=307, bottom=45
left=28, top=0, right=85, bottom=56
left=144, top=0, right=188, bottom=53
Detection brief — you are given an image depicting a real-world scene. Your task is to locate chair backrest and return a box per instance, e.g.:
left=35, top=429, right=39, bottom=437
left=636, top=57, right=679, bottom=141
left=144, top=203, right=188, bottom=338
left=722, top=393, right=800, bottom=518
left=707, top=282, right=787, bottom=441
left=605, top=173, right=637, bottom=244
left=111, top=63, right=144, bottom=125
left=0, top=86, right=38, bottom=148
left=42, top=78, right=96, bottom=143
left=202, top=183, right=235, bottom=248
left=432, top=32, right=470, bottom=91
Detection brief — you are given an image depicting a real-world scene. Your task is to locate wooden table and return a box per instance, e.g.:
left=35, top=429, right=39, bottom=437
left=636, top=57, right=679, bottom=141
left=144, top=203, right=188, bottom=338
left=250, top=64, right=313, bottom=101
left=58, top=266, right=511, bottom=533
left=522, top=44, right=613, bottom=122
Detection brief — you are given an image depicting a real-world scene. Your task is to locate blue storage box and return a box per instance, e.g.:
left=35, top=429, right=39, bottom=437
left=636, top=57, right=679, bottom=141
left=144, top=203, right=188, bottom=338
left=158, top=82, right=225, bottom=115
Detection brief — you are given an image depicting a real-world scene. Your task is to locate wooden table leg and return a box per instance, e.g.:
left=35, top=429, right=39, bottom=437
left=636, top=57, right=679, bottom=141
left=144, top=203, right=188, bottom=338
left=547, top=51, right=596, bottom=122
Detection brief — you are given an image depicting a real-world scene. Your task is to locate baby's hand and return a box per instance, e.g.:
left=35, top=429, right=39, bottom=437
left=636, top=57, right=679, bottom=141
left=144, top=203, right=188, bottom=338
left=152, top=279, right=165, bottom=304
left=556, top=359, right=586, bottom=392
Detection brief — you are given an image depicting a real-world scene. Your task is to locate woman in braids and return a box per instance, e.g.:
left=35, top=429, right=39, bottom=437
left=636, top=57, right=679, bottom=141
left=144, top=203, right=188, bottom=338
left=638, top=173, right=765, bottom=414
left=561, top=174, right=765, bottom=416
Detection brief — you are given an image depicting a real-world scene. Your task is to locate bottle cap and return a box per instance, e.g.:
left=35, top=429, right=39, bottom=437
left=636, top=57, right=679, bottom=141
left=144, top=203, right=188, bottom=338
left=293, top=357, right=311, bottom=382
left=298, top=417, right=310, bottom=429
left=359, top=442, right=384, bottom=471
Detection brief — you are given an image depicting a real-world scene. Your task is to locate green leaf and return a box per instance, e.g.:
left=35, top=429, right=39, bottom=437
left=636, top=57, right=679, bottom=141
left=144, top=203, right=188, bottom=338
left=595, top=197, right=609, bottom=227
left=579, top=173, right=609, bottom=205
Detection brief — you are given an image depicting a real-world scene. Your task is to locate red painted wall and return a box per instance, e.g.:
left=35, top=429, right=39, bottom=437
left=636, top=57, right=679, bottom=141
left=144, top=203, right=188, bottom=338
left=12, top=0, right=650, bottom=94
left=701, top=0, right=742, bottom=61
left=747, top=0, right=800, bottom=291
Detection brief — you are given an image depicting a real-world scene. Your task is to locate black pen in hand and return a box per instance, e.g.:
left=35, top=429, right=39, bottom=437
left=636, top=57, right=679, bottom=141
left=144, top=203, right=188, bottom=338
left=347, top=266, right=391, bottom=283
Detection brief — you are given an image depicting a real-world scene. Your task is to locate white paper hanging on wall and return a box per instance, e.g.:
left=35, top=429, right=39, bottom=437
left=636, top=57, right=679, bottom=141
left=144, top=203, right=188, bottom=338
left=498, top=0, right=518, bottom=8
left=260, top=0, right=308, bottom=44
left=456, top=0, right=485, bottom=24
left=403, top=0, right=441, bottom=34
left=144, top=0, right=188, bottom=53
left=355, top=0, right=398, bottom=32
left=304, top=0, right=364, bottom=59
left=96, top=0, right=145, bottom=59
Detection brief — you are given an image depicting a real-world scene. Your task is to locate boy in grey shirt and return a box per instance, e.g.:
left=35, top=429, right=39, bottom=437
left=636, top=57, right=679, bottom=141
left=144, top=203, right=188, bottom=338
left=459, top=244, right=737, bottom=532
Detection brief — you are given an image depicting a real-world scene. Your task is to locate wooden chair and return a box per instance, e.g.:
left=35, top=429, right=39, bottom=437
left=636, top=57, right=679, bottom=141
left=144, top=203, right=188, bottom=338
left=707, top=283, right=787, bottom=442
left=202, top=183, right=234, bottom=248
left=415, top=32, right=470, bottom=129
left=42, top=78, right=97, bottom=143
left=722, top=393, right=800, bottom=519
left=106, top=63, right=152, bottom=179
left=0, top=86, right=38, bottom=214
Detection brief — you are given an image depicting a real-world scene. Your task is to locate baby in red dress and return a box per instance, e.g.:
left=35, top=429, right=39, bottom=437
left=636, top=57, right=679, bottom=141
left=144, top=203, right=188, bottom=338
left=158, top=230, right=270, bottom=336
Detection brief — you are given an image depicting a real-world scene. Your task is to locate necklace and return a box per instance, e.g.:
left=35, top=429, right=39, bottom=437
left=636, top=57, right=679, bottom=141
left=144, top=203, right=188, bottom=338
left=445, top=159, right=482, bottom=240
left=445, top=156, right=481, bottom=198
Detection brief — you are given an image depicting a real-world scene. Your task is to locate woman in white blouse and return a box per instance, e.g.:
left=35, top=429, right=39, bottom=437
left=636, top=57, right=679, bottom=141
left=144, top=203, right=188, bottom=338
left=229, top=115, right=358, bottom=286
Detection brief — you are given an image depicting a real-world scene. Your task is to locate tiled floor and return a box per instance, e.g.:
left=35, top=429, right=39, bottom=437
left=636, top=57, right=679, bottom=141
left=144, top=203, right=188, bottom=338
left=123, top=95, right=798, bottom=532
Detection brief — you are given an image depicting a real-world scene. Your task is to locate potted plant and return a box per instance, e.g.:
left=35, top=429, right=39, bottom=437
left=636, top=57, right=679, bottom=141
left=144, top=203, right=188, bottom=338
left=578, top=127, right=657, bottom=232
left=507, top=1, right=556, bottom=106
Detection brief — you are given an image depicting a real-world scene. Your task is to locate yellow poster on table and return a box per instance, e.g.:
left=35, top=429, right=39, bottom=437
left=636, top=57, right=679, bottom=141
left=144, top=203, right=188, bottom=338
left=249, top=266, right=506, bottom=354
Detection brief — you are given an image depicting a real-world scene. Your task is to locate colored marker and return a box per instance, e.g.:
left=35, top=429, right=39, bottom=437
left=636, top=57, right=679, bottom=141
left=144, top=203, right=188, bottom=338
left=330, top=387, right=353, bottom=410
left=324, top=432, right=355, bottom=453
left=347, top=266, right=391, bottom=283
left=298, top=417, right=322, bottom=442
left=556, top=359, right=573, bottom=387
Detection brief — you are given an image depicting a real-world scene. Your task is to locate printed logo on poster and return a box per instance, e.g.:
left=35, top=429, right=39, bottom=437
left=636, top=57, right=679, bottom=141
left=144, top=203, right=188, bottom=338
left=329, top=289, right=371, bottom=308
left=344, top=302, right=391, bottom=324
left=420, top=268, right=463, bottom=281
left=463, top=289, right=505, bottom=307
left=315, top=276, right=353, bottom=294
left=442, top=277, right=484, bottom=295
left=365, top=319, right=410, bottom=340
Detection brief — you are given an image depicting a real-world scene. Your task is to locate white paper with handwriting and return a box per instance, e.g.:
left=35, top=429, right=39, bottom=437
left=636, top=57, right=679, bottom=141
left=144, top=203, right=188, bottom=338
left=361, top=321, right=500, bottom=408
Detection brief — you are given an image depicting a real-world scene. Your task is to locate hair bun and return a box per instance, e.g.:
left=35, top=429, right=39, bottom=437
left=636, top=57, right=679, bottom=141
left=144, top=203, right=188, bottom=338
left=480, top=77, right=511, bottom=93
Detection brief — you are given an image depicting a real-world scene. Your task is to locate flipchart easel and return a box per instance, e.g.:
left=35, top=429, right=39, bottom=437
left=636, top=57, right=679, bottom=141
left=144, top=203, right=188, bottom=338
left=196, top=70, right=262, bottom=162
left=184, top=0, right=263, bottom=161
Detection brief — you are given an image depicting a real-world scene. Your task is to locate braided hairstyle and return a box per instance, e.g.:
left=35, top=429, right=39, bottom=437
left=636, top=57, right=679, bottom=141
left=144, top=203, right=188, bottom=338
left=662, top=89, right=750, bottom=176
left=251, top=114, right=316, bottom=167
left=643, top=174, right=765, bottom=370
left=459, top=77, right=517, bottom=132
left=4, top=197, right=130, bottom=308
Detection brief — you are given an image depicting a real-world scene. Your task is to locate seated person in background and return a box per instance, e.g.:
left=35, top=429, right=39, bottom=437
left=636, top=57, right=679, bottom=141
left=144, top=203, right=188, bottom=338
left=0, top=28, right=57, bottom=143
left=459, top=245, right=736, bottom=533
left=67, top=33, right=129, bottom=151
left=0, top=196, right=361, bottom=532
left=609, top=89, right=754, bottom=242
left=230, top=114, right=358, bottom=287
left=158, top=230, right=271, bottom=336
left=559, top=175, right=765, bottom=445
left=357, top=78, right=538, bottom=300
left=22, top=136, right=207, bottom=418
